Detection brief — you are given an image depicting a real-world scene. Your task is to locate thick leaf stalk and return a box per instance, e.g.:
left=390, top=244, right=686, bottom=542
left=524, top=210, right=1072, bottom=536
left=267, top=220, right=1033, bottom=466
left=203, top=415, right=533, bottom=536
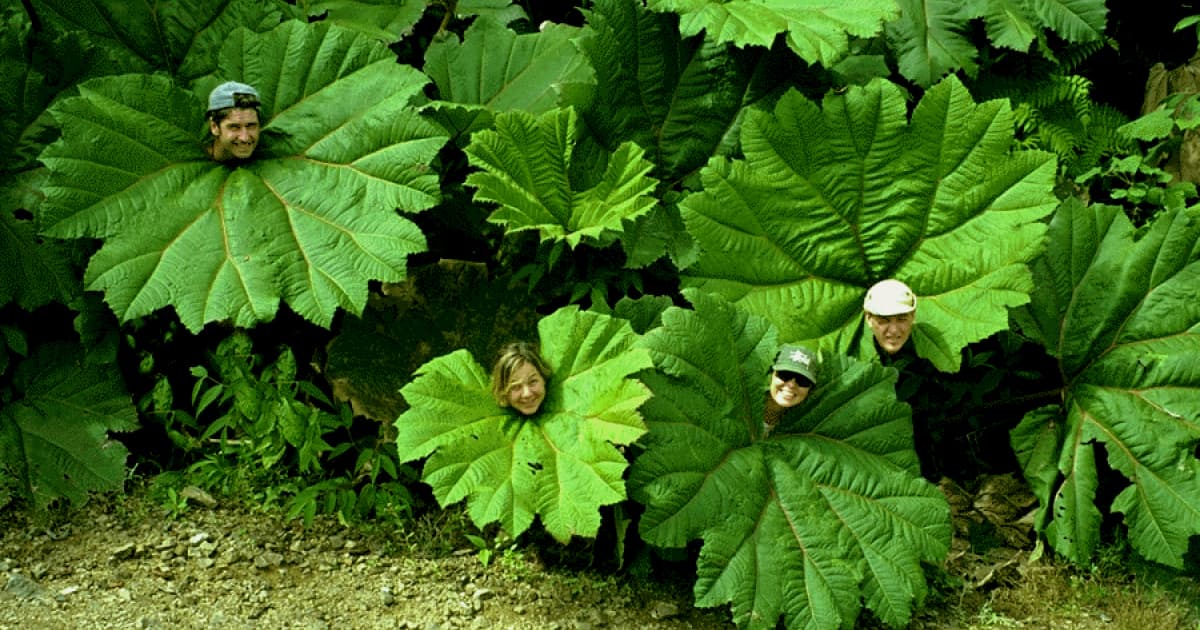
left=1012, top=200, right=1200, bottom=568
left=38, top=21, right=447, bottom=331
left=396, top=307, right=652, bottom=542
left=630, top=289, right=950, bottom=629
left=680, top=76, right=1057, bottom=372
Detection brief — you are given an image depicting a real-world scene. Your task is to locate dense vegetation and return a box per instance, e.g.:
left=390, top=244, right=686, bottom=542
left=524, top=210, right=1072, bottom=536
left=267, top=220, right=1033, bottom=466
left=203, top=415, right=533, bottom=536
left=2, top=1, right=1199, bottom=628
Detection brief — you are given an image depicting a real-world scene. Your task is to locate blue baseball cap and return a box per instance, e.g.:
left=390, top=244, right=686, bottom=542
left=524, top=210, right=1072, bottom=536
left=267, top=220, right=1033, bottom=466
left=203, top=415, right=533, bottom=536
left=207, top=81, right=259, bottom=111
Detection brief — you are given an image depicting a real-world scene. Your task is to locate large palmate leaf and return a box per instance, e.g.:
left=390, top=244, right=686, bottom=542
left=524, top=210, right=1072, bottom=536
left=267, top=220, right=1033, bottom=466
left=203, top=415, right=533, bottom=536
left=887, top=0, right=1107, bottom=87
left=396, top=306, right=652, bottom=542
left=0, top=184, right=77, bottom=311
left=0, top=342, right=138, bottom=508
left=40, top=21, right=447, bottom=332
left=423, top=15, right=594, bottom=137
left=464, top=107, right=658, bottom=248
left=300, top=0, right=427, bottom=42
left=630, top=289, right=950, bottom=629
left=679, top=76, right=1057, bottom=372
left=28, top=0, right=296, bottom=80
left=1011, top=200, right=1200, bottom=568
left=645, top=0, right=898, bottom=68
left=579, top=0, right=799, bottom=184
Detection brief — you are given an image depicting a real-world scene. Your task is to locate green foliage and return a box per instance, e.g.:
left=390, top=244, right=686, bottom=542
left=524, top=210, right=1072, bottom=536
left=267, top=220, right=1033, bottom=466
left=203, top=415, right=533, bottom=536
left=423, top=15, right=594, bottom=137
left=464, top=106, right=659, bottom=249
left=40, top=20, right=447, bottom=331
left=578, top=0, right=800, bottom=184
left=298, top=0, right=429, bottom=43
left=0, top=342, right=138, bottom=508
left=1012, top=200, right=1200, bottom=569
left=396, top=306, right=652, bottom=542
left=630, top=290, right=951, bottom=629
left=886, top=0, right=1108, bottom=87
left=646, top=0, right=899, bottom=68
left=1074, top=93, right=1200, bottom=223
left=183, top=332, right=351, bottom=479
left=973, top=71, right=1133, bottom=180
left=679, top=76, right=1057, bottom=372
left=26, top=0, right=298, bottom=80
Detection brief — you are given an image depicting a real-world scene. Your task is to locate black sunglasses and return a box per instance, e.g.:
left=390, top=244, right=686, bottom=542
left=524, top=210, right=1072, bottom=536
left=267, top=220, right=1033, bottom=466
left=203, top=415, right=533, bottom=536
left=775, top=371, right=813, bottom=388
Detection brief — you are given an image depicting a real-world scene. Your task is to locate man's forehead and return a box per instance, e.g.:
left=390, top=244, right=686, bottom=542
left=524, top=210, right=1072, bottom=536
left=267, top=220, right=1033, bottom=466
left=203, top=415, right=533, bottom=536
left=220, top=109, right=260, bottom=124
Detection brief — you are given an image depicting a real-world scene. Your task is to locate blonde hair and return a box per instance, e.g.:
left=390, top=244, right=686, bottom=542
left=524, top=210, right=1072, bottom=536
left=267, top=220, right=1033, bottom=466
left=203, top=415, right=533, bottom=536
left=490, top=342, right=551, bottom=407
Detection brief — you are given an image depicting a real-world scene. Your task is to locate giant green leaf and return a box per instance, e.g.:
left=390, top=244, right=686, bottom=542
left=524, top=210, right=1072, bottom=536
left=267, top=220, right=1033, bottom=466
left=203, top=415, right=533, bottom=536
left=28, top=0, right=296, bottom=80
left=396, top=306, right=652, bottom=542
left=464, top=106, right=658, bottom=248
left=423, top=15, right=594, bottom=137
left=300, top=0, right=427, bottom=43
left=630, top=289, right=950, bottom=629
left=645, top=0, right=898, bottom=68
left=0, top=177, right=77, bottom=310
left=0, top=342, right=137, bottom=508
left=886, top=0, right=979, bottom=87
left=579, top=0, right=799, bottom=185
left=679, top=76, right=1057, bottom=372
left=887, top=0, right=1107, bottom=87
left=40, top=21, right=447, bottom=332
left=1011, top=200, right=1200, bottom=569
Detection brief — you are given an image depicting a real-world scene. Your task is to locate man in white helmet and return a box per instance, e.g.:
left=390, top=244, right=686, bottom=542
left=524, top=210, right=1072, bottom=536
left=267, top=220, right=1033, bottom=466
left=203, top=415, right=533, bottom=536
left=205, top=81, right=261, bottom=162
left=863, top=279, right=917, bottom=356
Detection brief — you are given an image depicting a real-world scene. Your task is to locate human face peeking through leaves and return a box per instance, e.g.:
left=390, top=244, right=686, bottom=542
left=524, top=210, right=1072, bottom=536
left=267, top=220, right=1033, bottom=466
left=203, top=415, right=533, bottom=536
left=491, top=342, right=552, bottom=417
left=863, top=279, right=918, bottom=355
left=769, top=369, right=812, bottom=408
left=866, top=311, right=915, bottom=355
left=505, top=361, right=546, bottom=415
left=209, top=108, right=260, bottom=162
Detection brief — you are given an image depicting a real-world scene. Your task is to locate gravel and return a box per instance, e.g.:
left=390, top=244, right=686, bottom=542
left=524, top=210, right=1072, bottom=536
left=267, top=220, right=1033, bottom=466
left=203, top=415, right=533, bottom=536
left=0, top=493, right=734, bottom=630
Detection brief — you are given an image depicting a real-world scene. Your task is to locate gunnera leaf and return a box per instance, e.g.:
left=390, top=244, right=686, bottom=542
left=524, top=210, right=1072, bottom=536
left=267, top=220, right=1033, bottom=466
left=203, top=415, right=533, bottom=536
left=300, top=0, right=428, bottom=43
left=0, top=176, right=77, bottom=310
left=888, top=0, right=1108, bottom=87
left=1011, top=200, right=1200, bottom=569
left=464, top=106, right=658, bottom=249
left=423, top=15, right=594, bottom=138
left=630, top=289, right=950, bottom=629
left=679, top=76, right=1058, bottom=372
left=0, top=342, right=138, bottom=508
left=28, top=0, right=297, bottom=80
left=396, top=306, right=652, bottom=542
left=39, top=21, right=447, bottom=332
left=578, top=0, right=798, bottom=184
left=645, top=0, right=898, bottom=68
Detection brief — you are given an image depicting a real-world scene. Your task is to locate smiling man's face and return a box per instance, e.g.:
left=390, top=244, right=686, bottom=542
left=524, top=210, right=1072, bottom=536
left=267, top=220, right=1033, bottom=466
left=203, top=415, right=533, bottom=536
left=209, top=108, right=260, bottom=162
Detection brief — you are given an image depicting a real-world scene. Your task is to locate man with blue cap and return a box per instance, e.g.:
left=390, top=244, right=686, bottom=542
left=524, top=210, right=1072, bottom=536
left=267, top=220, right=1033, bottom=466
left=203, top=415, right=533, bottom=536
left=206, top=81, right=261, bottom=162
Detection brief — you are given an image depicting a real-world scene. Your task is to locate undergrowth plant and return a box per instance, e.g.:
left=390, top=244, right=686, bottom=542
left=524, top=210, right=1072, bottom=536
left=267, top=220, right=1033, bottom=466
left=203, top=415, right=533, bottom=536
left=7, top=1, right=1200, bottom=629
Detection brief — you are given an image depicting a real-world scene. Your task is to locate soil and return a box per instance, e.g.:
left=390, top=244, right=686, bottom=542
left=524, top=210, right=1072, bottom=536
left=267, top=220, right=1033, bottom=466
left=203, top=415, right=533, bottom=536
left=2, top=476, right=1197, bottom=630
left=0, top=489, right=735, bottom=630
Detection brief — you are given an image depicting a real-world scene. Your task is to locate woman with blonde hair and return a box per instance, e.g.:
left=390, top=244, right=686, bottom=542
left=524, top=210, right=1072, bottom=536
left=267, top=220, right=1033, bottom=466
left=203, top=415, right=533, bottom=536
left=491, top=342, right=552, bottom=416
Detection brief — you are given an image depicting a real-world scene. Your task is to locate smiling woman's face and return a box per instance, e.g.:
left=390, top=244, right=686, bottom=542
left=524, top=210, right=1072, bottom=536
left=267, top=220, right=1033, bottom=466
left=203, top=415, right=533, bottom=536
left=505, top=361, right=546, bottom=416
left=769, top=371, right=811, bottom=408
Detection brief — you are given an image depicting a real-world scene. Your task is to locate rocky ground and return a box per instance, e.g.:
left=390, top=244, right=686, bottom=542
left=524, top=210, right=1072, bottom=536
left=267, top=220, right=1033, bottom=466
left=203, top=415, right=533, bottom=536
left=0, top=491, right=734, bottom=630
left=2, top=475, right=1197, bottom=630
